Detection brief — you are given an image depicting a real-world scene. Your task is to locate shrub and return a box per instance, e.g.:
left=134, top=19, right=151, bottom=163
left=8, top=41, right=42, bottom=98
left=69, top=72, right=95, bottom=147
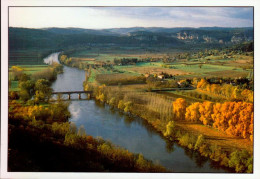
left=136, top=154, right=147, bottom=171
left=124, top=101, right=133, bottom=113
left=97, top=143, right=112, bottom=156
left=52, top=122, right=70, bottom=135
left=78, top=125, right=86, bottom=136
left=118, top=100, right=125, bottom=110
left=229, top=150, right=252, bottom=173
left=19, top=90, right=30, bottom=102
left=70, top=122, right=78, bottom=134
left=209, top=144, right=222, bottom=162
left=194, top=134, right=204, bottom=150
left=179, top=133, right=192, bottom=147
left=199, top=144, right=211, bottom=157
left=64, top=133, right=78, bottom=146
left=108, top=97, right=116, bottom=107
left=9, top=91, right=19, bottom=100
left=163, top=121, right=175, bottom=139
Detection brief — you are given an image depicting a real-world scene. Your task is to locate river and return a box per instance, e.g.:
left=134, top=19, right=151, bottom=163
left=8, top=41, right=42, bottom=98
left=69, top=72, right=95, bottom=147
left=47, top=52, right=228, bottom=173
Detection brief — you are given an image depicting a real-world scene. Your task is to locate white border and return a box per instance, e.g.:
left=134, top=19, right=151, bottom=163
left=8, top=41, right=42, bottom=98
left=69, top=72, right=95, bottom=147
left=1, top=0, right=260, bottom=179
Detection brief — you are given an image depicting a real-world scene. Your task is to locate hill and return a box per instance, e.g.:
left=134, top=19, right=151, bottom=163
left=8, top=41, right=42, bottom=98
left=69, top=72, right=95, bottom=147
left=9, top=27, right=253, bottom=50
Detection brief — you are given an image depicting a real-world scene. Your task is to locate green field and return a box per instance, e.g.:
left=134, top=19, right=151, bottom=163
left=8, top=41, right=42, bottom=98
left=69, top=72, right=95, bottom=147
left=171, top=63, right=236, bottom=73
left=9, top=65, right=48, bottom=76
left=10, top=81, right=19, bottom=91
left=9, top=65, right=49, bottom=91
left=9, top=49, right=53, bottom=65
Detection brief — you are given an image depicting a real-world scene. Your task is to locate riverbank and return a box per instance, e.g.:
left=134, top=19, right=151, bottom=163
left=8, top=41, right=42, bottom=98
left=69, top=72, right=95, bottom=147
left=88, top=83, right=253, bottom=173
left=8, top=53, right=167, bottom=172
left=8, top=110, right=167, bottom=172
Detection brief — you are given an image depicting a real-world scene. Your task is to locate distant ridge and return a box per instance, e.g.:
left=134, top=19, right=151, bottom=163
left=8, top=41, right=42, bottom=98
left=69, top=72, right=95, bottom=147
left=9, top=27, right=253, bottom=50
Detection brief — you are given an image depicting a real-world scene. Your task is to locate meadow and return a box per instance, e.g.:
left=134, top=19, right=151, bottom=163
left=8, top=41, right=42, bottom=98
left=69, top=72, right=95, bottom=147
left=9, top=49, right=56, bottom=66
left=64, top=47, right=252, bottom=84
left=9, top=65, right=49, bottom=91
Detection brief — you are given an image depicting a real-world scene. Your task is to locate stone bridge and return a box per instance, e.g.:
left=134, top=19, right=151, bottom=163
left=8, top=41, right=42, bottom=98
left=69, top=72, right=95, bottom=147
left=52, top=91, right=93, bottom=100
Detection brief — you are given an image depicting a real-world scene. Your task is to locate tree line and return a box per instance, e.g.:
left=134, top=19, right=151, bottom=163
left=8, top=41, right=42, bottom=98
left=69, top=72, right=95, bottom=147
left=9, top=63, right=63, bottom=103
left=87, top=82, right=253, bottom=172
left=173, top=99, right=253, bottom=140
left=197, top=79, right=253, bottom=103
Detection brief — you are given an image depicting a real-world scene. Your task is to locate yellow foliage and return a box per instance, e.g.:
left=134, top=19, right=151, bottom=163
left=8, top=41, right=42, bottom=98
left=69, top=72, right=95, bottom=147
left=185, top=102, right=200, bottom=122
left=197, top=79, right=209, bottom=89
left=11, top=66, right=23, bottom=72
left=173, top=98, right=187, bottom=120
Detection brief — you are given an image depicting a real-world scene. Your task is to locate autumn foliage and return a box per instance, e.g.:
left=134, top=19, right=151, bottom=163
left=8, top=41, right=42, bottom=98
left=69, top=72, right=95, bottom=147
left=172, top=98, right=187, bottom=120
left=173, top=98, right=253, bottom=140
left=197, top=79, right=253, bottom=102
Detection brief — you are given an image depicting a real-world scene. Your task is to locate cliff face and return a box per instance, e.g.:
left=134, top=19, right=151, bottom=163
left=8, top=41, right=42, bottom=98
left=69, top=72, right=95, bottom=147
left=175, top=30, right=253, bottom=44
left=128, top=30, right=252, bottom=45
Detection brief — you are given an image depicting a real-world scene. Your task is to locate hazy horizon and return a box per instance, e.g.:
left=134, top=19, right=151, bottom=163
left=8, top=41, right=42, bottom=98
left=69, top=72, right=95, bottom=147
left=9, top=7, right=253, bottom=29
left=9, top=26, right=253, bottom=30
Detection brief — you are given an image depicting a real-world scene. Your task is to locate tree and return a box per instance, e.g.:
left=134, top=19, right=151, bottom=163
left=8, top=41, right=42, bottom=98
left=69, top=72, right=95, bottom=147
left=19, top=80, right=35, bottom=96
left=194, top=134, right=204, bottom=150
left=173, top=98, right=187, bottom=120
left=199, top=101, right=213, bottom=125
left=124, top=101, right=133, bottom=113
left=118, top=100, right=125, bottom=110
left=19, top=89, right=30, bottom=102
left=70, top=122, right=78, bottom=134
left=49, top=100, right=71, bottom=122
left=185, top=102, right=201, bottom=122
left=35, top=79, right=52, bottom=102
left=164, top=121, right=175, bottom=139
left=11, top=66, right=24, bottom=80
left=229, top=150, right=250, bottom=172
left=78, top=125, right=86, bottom=136
left=9, top=91, right=19, bottom=100
left=241, top=89, right=253, bottom=102
left=197, top=79, right=209, bottom=89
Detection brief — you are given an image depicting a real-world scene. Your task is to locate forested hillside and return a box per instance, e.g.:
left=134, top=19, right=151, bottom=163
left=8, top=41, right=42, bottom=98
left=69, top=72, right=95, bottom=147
left=9, top=27, right=253, bottom=50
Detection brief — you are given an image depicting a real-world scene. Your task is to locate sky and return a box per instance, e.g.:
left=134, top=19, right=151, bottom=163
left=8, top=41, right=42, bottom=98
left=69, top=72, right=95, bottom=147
left=9, top=7, right=253, bottom=29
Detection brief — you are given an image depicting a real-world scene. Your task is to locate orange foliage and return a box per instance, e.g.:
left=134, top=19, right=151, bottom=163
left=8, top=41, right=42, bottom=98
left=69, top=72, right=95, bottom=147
left=173, top=98, right=187, bottom=120
left=199, top=101, right=214, bottom=126
left=185, top=102, right=200, bottom=122
left=196, top=79, right=253, bottom=102
left=178, top=98, right=254, bottom=140
left=197, top=79, right=209, bottom=89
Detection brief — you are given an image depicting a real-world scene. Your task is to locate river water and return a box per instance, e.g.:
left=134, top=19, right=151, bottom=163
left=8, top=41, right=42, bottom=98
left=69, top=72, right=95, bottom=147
left=47, top=52, right=228, bottom=173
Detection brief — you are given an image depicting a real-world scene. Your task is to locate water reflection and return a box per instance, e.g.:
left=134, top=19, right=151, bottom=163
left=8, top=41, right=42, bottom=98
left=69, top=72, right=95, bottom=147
left=165, top=140, right=175, bottom=153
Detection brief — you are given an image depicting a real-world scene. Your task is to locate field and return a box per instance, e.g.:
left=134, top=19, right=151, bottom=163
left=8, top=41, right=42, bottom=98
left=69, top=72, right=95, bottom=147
left=10, top=81, right=19, bottom=91
left=118, top=62, right=190, bottom=76
left=9, top=49, right=54, bottom=66
left=67, top=47, right=252, bottom=83
left=176, top=121, right=253, bottom=153
left=9, top=65, right=48, bottom=91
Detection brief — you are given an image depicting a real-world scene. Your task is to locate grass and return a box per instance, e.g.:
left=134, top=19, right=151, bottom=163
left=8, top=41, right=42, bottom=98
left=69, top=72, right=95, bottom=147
left=205, top=70, right=249, bottom=78
left=70, top=50, right=141, bottom=62
left=10, top=81, right=19, bottom=91
left=8, top=65, right=49, bottom=92
left=175, top=121, right=253, bottom=153
left=171, top=63, right=235, bottom=73
left=9, top=65, right=49, bottom=76
left=158, top=91, right=204, bottom=104
left=115, top=62, right=189, bottom=76
left=88, top=69, right=97, bottom=83
left=9, top=49, right=53, bottom=65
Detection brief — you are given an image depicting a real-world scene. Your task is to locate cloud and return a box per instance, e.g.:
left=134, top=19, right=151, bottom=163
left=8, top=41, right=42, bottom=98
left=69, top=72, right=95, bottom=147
left=69, top=103, right=81, bottom=120
left=9, top=7, right=253, bottom=28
